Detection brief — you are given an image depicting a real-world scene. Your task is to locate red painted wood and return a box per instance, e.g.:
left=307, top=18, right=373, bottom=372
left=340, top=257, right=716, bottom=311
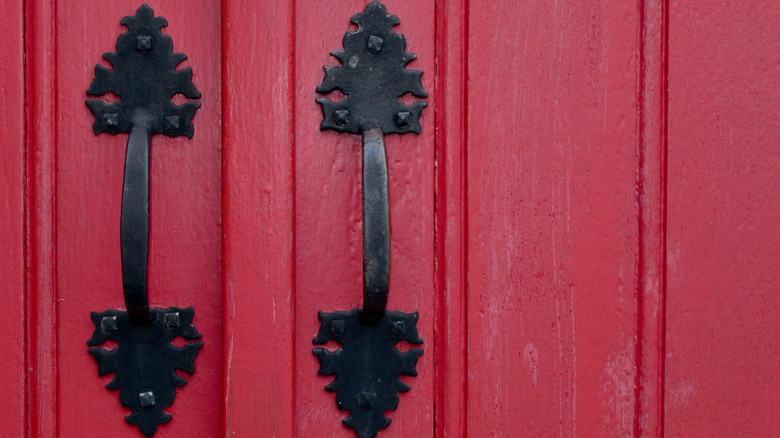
left=434, top=0, right=468, bottom=436
left=0, top=2, right=26, bottom=436
left=25, top=0, right=59, bottom=435
left=221, top=0, right=296, bottom=435
left=52, top=2, right=223, bottom=436
left=466, top=0, right=645, bottom=435
left=14, top=1, right=778, bottom=436
left=637, top=0, right=668, bottom=435
left=294, top=1, right=435, bottom=435
left=665, top=2, right=780, bottom=435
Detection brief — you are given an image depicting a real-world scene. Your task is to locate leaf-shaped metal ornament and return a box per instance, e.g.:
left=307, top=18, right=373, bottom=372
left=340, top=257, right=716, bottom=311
left=86, top=3, right=201, bottom=137
left=316, top=0, right=427, bottom=135
left=88, top=308, right=203, bottom=437
left=314, top=310, right=424, bottom=438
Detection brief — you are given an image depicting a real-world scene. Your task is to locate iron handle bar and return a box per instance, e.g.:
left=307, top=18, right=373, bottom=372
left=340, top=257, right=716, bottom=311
left=121, top=119, right=152, bottom=323
left=361, top=127, right=390, bottom=321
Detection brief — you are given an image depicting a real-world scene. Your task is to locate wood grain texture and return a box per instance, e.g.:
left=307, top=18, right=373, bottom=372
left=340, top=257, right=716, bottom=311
left=665, top=1, right=780, bottom=435
left=294, top=1, right=435, bottom=435
left=466, top=0, right=643, bottom=435
left=0, top=1, right=26, bottom=436
left=222, top=0, right=295, bottom=435
left=54, top=2, right=223, bottom=436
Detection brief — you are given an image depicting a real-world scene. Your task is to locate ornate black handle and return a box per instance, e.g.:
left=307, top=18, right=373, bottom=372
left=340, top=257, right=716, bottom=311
left=85, top=5, right=203, bottom=436
left=313, top=2, right=427, bottom=437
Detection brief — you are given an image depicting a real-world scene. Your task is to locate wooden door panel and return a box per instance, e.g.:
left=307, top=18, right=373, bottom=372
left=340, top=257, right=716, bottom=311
left=10, top=0, right=778, bottom=436
left=52, top=2, right=223, bottom=436
left=465, top=0, right=647, bottom=435
left=665, top=2, right=780, bottom=435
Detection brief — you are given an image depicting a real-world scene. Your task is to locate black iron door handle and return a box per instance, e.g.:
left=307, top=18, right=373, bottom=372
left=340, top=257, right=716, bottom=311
left=84, top=5, right=203, bottom=436
left=312, top=2, right=427, bottom=437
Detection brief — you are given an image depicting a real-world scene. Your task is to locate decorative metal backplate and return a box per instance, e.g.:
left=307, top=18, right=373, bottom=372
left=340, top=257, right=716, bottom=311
left=88, top=307, right=203, bottom=437
left=313, top=310, right=424, bottom=438
left=86, top=3, right=201, bottom=137
left=316, top=0, right=427, bottom=134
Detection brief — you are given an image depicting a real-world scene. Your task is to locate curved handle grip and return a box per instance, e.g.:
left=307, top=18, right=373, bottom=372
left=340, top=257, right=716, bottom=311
left=362, top=127, right=390, bottom=321
left=121, top=123, right=151, bottom=323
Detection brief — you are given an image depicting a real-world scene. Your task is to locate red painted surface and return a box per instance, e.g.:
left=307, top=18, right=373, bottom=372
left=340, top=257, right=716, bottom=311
left=636, top=0, right=668, bottom=435
left=1, top=2, right=26, bottom=436
left=5, top=0, right=779, bottom=436
left=466, top=0, right=644, bottom=435
left=222, top=0, right=295, bottom=435
left=25, top=0, right=59, bottom=435
left=665, top=1, right=780, bottom=435
left=434, top=0, right=468, bottom=436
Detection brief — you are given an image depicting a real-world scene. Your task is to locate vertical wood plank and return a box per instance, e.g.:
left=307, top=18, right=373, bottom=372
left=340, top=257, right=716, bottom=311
left=222, top=0, right=296, bottom=435
left=54, top=2, right=223, bottom=436
left=466, top=0, right=642, bottom=435
left=294, top=1, right=436, bottom=436
left=0, top=1, right=26, bottom=436
left=665, top=1, right=780, bottom=435
left=434, top=0, right=468, bottom=436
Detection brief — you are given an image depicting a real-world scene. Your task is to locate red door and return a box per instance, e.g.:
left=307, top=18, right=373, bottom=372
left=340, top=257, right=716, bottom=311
left=3, top=0, right=778, bottom=436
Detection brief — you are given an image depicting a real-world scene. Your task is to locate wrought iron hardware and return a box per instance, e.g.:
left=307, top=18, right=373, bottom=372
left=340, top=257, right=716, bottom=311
left=313, top=2, right=426, bottom=437
left=85, top=5, right=202, bottom=436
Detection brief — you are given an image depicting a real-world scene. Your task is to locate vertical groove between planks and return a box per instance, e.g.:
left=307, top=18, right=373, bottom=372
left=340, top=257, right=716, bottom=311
left=636, top=0, right=668, bottom=435
left=24, top=0, right=59, bottom=435
left=220, top=0, right=228, bottom=434
left=289, top=0, right=297, bottom=435
left=434, top=0, right=469, bottom=435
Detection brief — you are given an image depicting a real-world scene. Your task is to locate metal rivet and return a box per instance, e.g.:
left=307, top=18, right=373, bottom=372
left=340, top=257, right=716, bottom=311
left=358, top=391, right=376, bottom=410
left=391, top=321, right=406, bottom=336
left=334, top=110, right=350, bottom=126
left=394, top=111, right=411, bottom=128
left=100, top=316, right=118, bottom=333
left=102, top=113, right=119, bottom=129
left=138, top=391, right=156, bottom=408
left=136, top=35, right=152, bottom=51
left=164, top=312, right=180, bottom=328
left=165, top=115, right=180, bottom=130
left=367, top=35, right=383, bottom=53
left=330, top=319, right=345, bottom=335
